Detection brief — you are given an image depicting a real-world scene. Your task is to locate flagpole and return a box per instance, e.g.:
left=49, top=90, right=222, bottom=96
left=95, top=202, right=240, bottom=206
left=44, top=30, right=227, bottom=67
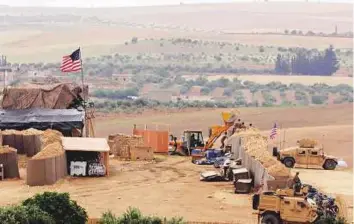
left=278, top=123, right=282, bottom=150
left=79, top=47, right=88, bottom=137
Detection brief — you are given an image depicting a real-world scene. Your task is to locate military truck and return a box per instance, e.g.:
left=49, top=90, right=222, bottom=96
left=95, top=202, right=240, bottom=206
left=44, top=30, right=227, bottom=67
left=273, top=145, right=338, bottom=170
left=253, top=187, right=319, bottom=224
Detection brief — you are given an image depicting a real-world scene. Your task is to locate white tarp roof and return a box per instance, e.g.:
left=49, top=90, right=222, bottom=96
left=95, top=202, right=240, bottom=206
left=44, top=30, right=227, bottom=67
left=61, top=137, right=110, bottom=152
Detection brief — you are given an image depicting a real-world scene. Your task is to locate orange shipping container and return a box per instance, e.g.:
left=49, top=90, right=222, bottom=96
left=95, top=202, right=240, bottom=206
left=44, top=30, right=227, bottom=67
left=133, top=129, right=168, bottom=153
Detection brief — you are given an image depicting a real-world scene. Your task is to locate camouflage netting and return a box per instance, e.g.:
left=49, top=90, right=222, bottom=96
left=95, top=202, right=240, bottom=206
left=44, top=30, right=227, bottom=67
left=1, top=83, right=86, bottom=109
left=235, top=128, right=290, bottom=178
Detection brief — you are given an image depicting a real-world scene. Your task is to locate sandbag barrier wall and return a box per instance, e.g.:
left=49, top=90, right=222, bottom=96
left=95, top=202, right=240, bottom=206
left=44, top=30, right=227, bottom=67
left=0, top=150, right=20, bottom=179
left=2, top=134, right=42, bottom=157
left=26, top=152, right=67, bottom=186
left=229, top=136, right=287, bottom=191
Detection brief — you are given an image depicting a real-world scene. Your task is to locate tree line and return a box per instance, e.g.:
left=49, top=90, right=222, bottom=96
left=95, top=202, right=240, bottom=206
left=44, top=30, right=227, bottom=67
left=275, top=45, right=340, bottom=76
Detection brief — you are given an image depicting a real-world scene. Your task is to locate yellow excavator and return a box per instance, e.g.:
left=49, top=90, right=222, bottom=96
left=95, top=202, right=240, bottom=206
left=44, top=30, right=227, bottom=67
left=169, top=110, right=240, bottom=160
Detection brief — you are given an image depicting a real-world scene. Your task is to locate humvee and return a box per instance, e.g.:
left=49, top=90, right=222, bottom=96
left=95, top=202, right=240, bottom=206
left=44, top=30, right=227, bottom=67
left=273, top=146, right=338, bottom=170
left=253, top=187, right=319, bottom=224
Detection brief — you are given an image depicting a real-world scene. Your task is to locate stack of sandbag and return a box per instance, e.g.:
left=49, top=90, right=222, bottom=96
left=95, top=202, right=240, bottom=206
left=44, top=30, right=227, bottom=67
left=0, top=145, right=20, bottom=178
left=297, top=138, right=317, bottom=148
left=236, top=129, right=290, bottom=178
left=108, top=133, right=144, bottom=159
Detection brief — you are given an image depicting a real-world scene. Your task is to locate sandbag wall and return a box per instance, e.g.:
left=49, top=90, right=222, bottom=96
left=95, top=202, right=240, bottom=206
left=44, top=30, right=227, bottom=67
left=108, top=134, right=155, bottom=161
left=26, top=130, right=67, bottom=186
left=227, top=129, right=290, bottom=190
left=108, top=134, right=145, bottom=159
left=1, top=129, right=43, bottom=157
left=0, top=146, right=20, bottom=179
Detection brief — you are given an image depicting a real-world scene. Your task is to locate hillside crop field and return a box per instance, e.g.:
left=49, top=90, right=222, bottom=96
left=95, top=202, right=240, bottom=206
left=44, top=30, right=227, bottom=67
left=0, top=2, right=352, bottom=63
left=183, top=74, right=354, bottom=86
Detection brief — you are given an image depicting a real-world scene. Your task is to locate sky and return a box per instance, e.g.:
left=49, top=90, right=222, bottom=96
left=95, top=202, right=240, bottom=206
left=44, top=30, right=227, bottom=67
left=0, top=0, right=352, bottom=7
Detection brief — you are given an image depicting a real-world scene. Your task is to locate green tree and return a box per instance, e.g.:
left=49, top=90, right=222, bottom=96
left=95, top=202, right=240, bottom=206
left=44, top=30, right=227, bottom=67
left=22, top=192, right=88, bottom=224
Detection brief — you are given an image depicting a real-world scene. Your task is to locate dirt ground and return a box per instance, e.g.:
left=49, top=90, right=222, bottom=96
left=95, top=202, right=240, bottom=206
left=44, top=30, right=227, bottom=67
left=95, top=104, right=353, bottom=137
left=0, top=156, right=258, bottom=223
left=0, top=104, right=353, bottom=222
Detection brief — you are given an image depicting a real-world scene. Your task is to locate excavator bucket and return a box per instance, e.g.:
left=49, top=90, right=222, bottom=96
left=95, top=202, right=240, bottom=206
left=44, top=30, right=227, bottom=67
left=221, top=110, right=240, bottom=123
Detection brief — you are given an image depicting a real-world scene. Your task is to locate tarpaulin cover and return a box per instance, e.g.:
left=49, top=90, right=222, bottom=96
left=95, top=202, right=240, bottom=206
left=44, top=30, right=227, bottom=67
left=1, top=83, right=86, bottom=109
left=0, top=108, right=84, bottom=132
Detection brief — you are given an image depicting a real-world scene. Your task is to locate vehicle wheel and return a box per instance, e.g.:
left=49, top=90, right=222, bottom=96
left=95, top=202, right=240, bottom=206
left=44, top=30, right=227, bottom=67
left=261, top=213, right=280, bottom=224
left=283, top=158, right=295, bottom=168
left=323, top=159, right=337, bottom=170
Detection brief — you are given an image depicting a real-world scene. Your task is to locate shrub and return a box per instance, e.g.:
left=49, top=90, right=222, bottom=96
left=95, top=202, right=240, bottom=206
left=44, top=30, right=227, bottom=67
left=0, top=206, right=29, bottom=224
left=22, top=192, right=88, bottom=224
left=99, top=207, right=185, bottom=224
left=0, top=205, right=55, bottom=224
left=311, top=95, right=328, bottom=105
left=24, top=205, right=55, bottom=224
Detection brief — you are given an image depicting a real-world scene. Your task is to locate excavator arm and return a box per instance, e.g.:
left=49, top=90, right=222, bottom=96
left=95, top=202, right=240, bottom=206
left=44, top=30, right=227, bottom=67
left=203, top=110, right=239, bottom=150
left=204, top=125, right=232, bottom=149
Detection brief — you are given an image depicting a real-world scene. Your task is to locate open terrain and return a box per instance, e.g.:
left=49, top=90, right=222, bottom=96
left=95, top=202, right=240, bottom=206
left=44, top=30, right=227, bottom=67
left=1, top=104, right=353, bottom=222
left=0, top=157, right=257, bottom=223
left=0, top=2, right=352, bottom=63
left=0, top=101, right=352, bottom=222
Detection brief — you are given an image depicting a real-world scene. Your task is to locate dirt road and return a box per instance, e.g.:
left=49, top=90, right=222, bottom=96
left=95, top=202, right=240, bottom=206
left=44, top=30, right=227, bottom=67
left=0, top=157, right=257, bottom=223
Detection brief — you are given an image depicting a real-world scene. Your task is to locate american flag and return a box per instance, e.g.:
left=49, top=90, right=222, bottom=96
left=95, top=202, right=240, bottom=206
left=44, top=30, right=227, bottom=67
left=60, top=48, right=82, bottom=72
left=270, top=123, right=277, bottom=139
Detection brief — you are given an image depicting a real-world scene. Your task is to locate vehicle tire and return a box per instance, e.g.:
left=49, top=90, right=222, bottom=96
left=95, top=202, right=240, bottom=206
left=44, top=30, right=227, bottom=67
left=272, top=147, right=278, bottom=157
left=283, top=157, right=295, bottom=168
left=261, top=213, right=280, bottom=224
left=323, top=159, right=337, bottom=170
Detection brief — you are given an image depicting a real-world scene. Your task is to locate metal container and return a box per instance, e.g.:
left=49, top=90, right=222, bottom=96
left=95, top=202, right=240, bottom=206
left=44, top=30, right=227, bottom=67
left=235, top=179, right=252, bottom=194
left=232, top=167, right=250, bottom=185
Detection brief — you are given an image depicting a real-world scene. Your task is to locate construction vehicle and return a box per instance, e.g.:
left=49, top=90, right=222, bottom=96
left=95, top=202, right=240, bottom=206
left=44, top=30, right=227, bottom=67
left=253, top=186, right=319, bottom=224
left=169, top=130, right=205, bottom=155
left=169, top=110, right=239, bottom=160
left=273, top=141, right=338, bottom=170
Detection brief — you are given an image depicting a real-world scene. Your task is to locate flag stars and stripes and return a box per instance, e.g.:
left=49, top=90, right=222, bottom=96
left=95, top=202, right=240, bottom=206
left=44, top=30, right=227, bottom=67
left=270, top=123, right=277, bottom=139
left=60, top=48, right=82, bottom=73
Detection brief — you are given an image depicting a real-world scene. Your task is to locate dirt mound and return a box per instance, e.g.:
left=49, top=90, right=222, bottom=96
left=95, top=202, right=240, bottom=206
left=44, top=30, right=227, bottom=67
left=32, top=142, right=63, bottom=159
left=41, top=129, right=63, bottom=148
left=0, top=145, right=16, bottom=154
left=1, top=129, right=20, bottom=135
left=22, top=128, right=43, bottom=135
left=235, top=129, right=290, bottom=178
left=1, top=128, right=44, bottom=135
